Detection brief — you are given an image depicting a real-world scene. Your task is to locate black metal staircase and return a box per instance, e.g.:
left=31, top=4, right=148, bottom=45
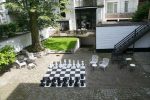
left=112, top=23, right=150, bottom=59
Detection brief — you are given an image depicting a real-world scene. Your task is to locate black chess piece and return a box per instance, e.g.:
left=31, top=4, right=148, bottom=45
left=46, top=81, right=49, bottom=86
left=80, top=74, right=84, bottom=79
left=57, top=77, right=61, bottom=82
left=80, top=80, right=84, bottom=86
left=52, top=77, right=56, bottom=83
left=51, top=81, right=56, bottom=87
left=43, top=77, right=48, bottom=82
left=62, top=81, right=67, bottom=87
left=40, top=79, right=44, bottom=83
left=47, top=79, right=51, bottom=84
left=40, top=82, right=45, bottom=87
left=74, top=81, right=79, bottom=87
left=69, top=79, right=73, bottom=86
left=75, top=77, right=79, bottom=82
left=57, top=78, right=61, bottom=86
left=63, top=77, right=67, bottom=82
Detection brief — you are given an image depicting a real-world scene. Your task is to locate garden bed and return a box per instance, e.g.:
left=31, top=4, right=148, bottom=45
left=42, top=37, right=79, bottom=53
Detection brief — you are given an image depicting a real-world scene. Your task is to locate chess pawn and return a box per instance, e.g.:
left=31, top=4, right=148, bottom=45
left=55, top=61, right=58, bottom=68
left=73, top=60, right=75, bottom=65
left=62, top=81, right=67, bottom=87
left=40, top=82, right=45, bottom=87
left=80, top=80, right=84, bottom=86
left=81, top=61, right=84, bottom=66
left=63, top=59, right=67, bottom=66
left=51, top=79, right=56, bottom=87
left=76, top=60, right=80, bottom=68
left=69, top=79, right=73, bottom=86
left=68, top=59, right=71, bottom=64
left=72, top=60, right=76, bottom=68
left=59, top=61, right=63, bottom=68
left=57, top=78, right=61, bottom=86
left=48, top=63, right=53, bottom=69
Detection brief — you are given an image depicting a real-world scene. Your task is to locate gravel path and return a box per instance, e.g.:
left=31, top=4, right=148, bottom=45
left=0, top=48, right=150, bottom=100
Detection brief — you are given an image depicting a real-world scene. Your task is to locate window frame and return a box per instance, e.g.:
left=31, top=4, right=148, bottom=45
left=124, top=1, right=129, bottom=13
left=107, top=2, right=118, bottom=14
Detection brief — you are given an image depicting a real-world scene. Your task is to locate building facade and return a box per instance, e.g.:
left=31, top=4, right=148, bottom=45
left=61, top=0, right=139, bottom=30
left=0, top=0, right=10, bottom=24
left=0, top=0, right=139, bottom=30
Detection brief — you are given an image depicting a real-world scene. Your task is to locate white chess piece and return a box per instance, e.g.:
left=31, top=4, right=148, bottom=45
left=63, top=59, right=67, bottom=67
left=76, top=60, right=80, bottom=68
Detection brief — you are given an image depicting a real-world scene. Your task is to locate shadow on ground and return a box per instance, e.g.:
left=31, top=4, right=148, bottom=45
left=7, top=83, right=150, bottom=100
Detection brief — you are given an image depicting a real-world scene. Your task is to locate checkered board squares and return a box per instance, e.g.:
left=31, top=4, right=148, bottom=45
left=48, top=68, right=85, bottom=79
left=40, top=67, right=86, bottom=87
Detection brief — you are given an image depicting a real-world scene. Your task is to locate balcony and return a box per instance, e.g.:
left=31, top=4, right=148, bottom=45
left=105, top=13, right=134, bottom=21
left=75, top=0, right=97, bottom=7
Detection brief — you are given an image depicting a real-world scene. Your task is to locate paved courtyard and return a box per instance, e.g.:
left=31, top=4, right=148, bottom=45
left=0, top=48, right=150, bottom=100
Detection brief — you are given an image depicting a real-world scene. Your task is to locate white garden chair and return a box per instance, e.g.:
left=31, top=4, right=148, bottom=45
left=89, top=55, right=98, bottom=66
left=27, top=53, right=37, bottom=60
left=99, top=58, right=109, bottom=71
left=15, top=60, right=27, bottom=68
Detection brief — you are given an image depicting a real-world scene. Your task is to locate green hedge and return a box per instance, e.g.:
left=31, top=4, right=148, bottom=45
left=0, top=23, right=17, bottom=38
left=132, top=1, right=150, bottom=22
left=0, top=45, right=16, bottom=73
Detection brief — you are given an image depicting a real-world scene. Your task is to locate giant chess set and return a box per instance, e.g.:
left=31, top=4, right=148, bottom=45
left=40, top=59, right=86, bottom=87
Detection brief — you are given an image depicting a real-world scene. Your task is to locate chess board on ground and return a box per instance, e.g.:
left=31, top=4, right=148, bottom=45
left=40, top=66, right=86, bottom=87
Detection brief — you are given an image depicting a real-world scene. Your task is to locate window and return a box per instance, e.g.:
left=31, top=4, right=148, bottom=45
left=0, top=5, right=3, bottom=10
left=107, top=2, right=118, bottom=13
left=59, top=0, right=66, bottom=17
left=124, top=1, right=128, bottom=12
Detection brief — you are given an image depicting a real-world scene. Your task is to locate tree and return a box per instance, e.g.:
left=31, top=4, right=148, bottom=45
left=132, top=1, right=150, bottom=22
left=4, top=0, right=68, bottom=52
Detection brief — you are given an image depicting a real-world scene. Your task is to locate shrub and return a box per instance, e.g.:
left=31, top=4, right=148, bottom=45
left=0, top=45, right=16, bottom=72
left=132, top=1, right=150, bottom=22
left=0, top=22, right=17, bottom=37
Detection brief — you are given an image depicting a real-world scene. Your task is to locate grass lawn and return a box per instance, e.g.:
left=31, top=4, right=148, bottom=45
left=42, top=37, right=78, bottom=51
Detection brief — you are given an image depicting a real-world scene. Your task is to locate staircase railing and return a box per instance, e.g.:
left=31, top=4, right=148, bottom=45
left=113, top=23, right=150, bottom=54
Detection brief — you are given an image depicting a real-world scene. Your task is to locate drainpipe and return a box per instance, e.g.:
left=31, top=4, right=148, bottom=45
left=148, top=8, right=150, bottom=22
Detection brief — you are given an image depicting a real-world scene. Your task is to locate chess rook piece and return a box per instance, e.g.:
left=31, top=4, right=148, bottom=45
left=75, top=77, right=79, bottom=82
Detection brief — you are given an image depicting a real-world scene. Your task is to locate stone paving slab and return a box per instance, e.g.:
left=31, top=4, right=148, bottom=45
left=0, top=49, right=150, bottom=100
left=143, top=65, right=150, bottom=73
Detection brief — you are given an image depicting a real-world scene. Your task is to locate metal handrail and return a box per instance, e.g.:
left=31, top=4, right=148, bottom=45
left=114, top=24, right=149, bottom=50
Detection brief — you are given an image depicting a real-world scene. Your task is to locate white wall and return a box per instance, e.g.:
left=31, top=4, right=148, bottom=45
left=66, top=0, right=76, bottom=30
left=39, top=27, right=56, bottom=40
left=0, top=27, right=54, bottom=52
left=96, top=25, right=150, bottom=49
left=0, top=33, right=32, bottom=52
